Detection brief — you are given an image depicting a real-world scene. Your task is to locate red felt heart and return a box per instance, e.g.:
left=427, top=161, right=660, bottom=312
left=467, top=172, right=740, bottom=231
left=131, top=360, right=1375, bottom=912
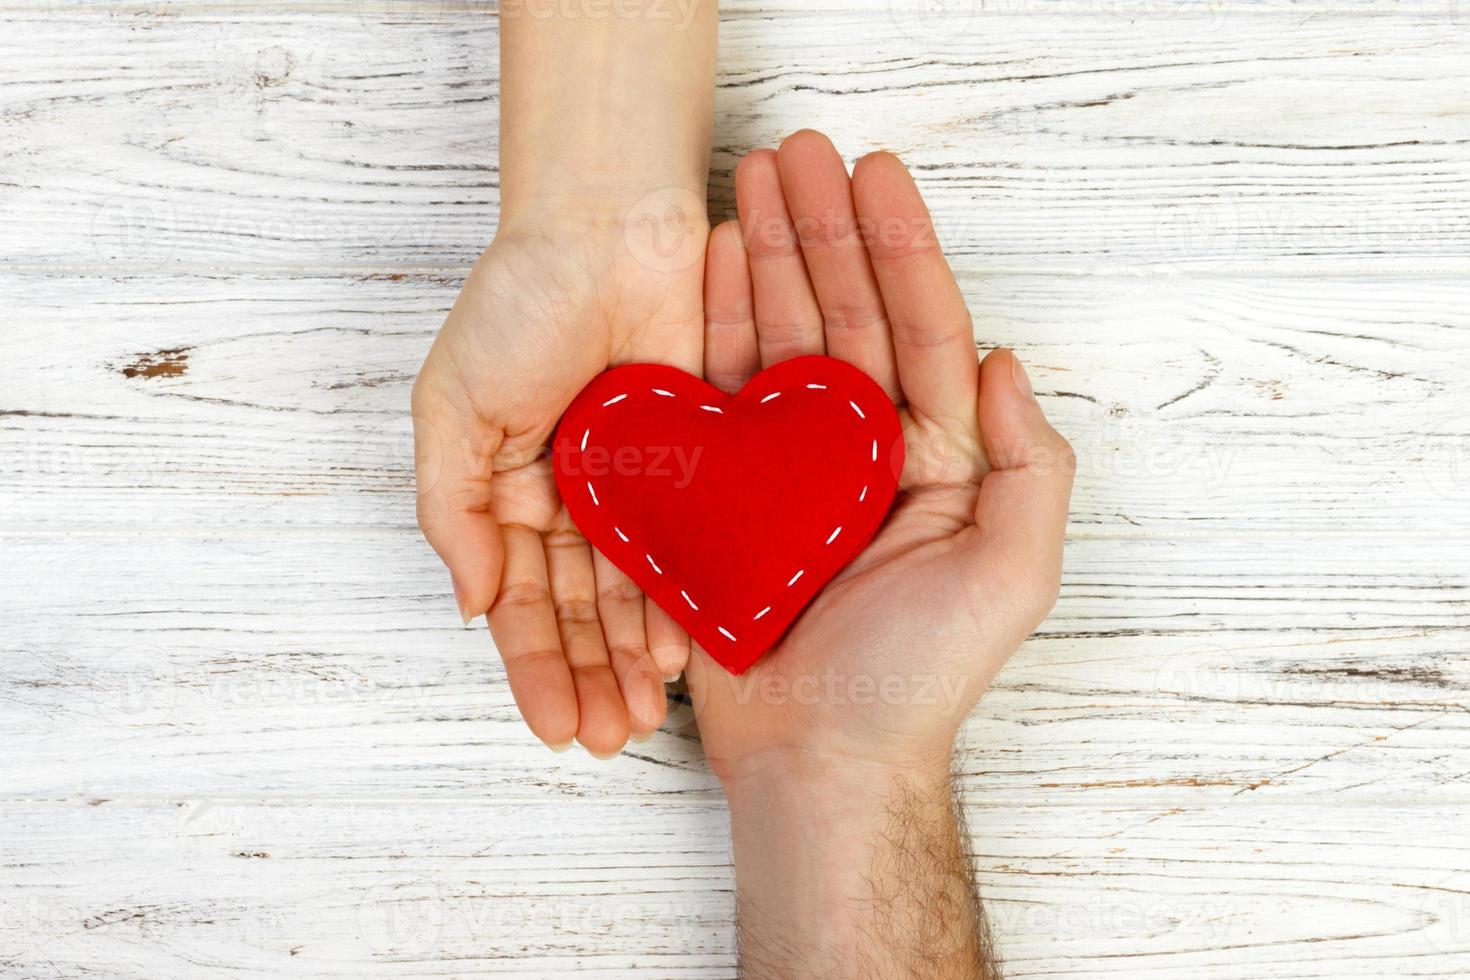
left=552, top=355, right=904, bottom=675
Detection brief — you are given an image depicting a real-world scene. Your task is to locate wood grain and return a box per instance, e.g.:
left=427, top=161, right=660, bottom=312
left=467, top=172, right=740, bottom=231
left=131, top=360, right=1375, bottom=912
left=4, top=10, right=1470, bottom=271
left=6, top=270, right=1469, bottom=532
left=3, top=529, right=1466, bottom=802
left=4, top=798, right=1470, bottom=978
left=4, top=3, right=1469, bottom=977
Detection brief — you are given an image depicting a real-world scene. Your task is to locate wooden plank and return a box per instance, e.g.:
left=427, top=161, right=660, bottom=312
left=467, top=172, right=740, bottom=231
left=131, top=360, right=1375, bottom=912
left=5, top=0, right=1461, bottom=12
left=4, top=11, right=1470, bottom=271
left=3, top=529, right=1466, bottom=802
left=4, top=797, right=1470, bottom=977
left=5, top=270, right=1469, bottom=532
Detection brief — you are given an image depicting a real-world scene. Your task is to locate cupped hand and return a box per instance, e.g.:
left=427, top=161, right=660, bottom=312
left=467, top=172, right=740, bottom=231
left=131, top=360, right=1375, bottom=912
left=413, top=210, right=706, bottom=755
left=687, top=131, right=1075, bottom=783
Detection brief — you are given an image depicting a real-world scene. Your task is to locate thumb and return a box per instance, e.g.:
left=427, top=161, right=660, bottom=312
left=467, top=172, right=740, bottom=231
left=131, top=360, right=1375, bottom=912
left=412, top=392, right=505, bottom=625
left=962, top=349, right=1075, bottom=637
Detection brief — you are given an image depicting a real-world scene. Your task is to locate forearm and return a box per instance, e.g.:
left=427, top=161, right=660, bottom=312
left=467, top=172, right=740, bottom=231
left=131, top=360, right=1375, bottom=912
left=723, top=751, right=999, bottom=979
left=498, top=0, right=717, bottom=226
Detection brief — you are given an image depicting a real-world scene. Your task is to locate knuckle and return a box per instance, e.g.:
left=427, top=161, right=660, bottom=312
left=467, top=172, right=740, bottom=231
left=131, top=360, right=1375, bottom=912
left=756, top=314, right=821, bottom=346
left=496, top=580, right=549, bottom=610
left=607, top=641, right=652, bottom=666
left=553, top=598, right=600, bottom=626
left=821, top=303, right=888, bottom=336
left=597, top=579, right=643, bottom=606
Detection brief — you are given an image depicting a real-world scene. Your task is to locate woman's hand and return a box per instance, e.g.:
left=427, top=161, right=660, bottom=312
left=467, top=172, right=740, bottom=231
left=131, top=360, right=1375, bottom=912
left=412, top=1, right=715, bottom=757
left=413, top=211, right=705, bottom=756
left=688, top=131, right=1075, bottom=786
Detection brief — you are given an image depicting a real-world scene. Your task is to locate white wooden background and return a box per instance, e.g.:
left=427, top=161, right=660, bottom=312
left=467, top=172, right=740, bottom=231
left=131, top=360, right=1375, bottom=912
left=4, top=1, right=1470, bottom=976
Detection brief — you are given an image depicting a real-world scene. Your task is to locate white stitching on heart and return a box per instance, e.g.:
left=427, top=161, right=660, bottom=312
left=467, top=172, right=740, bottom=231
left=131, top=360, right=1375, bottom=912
left=580, top=376, right=886, bottom=646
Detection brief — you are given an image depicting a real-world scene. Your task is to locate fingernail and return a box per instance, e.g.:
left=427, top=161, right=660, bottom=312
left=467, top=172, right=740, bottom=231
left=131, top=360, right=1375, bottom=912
left=451, top=573, right=475, bottom=626
left=662, top=671, right=682, bottom=684
left=1010, top=352, right=1035, bottom=402
left=542, top=739, right=573, bottom=753
left=589, top=748, right=622, bottom=761
left=629, top=731, right=652, bottom=743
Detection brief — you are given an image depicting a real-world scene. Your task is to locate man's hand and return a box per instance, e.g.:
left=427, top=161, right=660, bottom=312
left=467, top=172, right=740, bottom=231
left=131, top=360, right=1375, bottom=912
left=412, top=1, right=715, bottom=756
left=692, top=130, right=1074, bottom=977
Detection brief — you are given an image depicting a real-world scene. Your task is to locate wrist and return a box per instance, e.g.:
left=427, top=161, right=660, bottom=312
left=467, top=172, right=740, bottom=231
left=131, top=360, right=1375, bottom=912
left=722, top=745, right=979, bottom=977
left=498, top=0, right=715, bottom=235
left=718, top=742, right=954, bottom=816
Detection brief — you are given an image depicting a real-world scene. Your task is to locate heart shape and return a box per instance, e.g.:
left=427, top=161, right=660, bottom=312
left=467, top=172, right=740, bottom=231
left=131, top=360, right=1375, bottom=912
left=552, top=355, right=904, bottom=675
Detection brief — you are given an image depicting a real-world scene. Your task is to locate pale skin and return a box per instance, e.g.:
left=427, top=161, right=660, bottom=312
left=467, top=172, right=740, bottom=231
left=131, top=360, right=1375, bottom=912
left=412, top=5, right=1073, bottom=976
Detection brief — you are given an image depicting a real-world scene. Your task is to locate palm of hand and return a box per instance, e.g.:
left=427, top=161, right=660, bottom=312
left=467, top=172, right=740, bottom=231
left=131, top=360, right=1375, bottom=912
left=414, top=223, right=706, bottom=753
left=414, top=132, right=1070, bottom=764
left=690, top=420, right=988, bottom=776
left=423, top=231, right=702, bottom=535
left=684, top=134, right=1073, bottom=781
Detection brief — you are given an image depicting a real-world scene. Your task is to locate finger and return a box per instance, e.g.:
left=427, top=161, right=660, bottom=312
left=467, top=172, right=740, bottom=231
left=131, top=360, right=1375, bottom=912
left=776, top=130, right=900, bottom=401
left=486, top=524, right=578, bottom=750
left=851, top=151, right=978, bottom=428
left=735, top=148, right=825, bottom=367
left=960, top=350, right=1075, bottom=645
left=645, top=595, right=691, bottom=682
left=703, top=219, right=760, bottom=395
left=412, top=389, right=504, bottom=624
left=593, top=550, right=668, bottom=736
left=545, top=531, right=630, bottom=758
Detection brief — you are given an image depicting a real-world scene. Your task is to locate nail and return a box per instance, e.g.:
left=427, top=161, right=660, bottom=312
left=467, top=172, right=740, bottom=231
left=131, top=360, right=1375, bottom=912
left=451, top=573, right=475, bottom=626
left=629, top=731, right=652, bottom=743
left=542, top=739, right=573, bottom=753
left=1010, top=351, right=1035, bottom=402
left=662, top=671, right=682, bottom=684
left=589, top=748, right=622, bottom=761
